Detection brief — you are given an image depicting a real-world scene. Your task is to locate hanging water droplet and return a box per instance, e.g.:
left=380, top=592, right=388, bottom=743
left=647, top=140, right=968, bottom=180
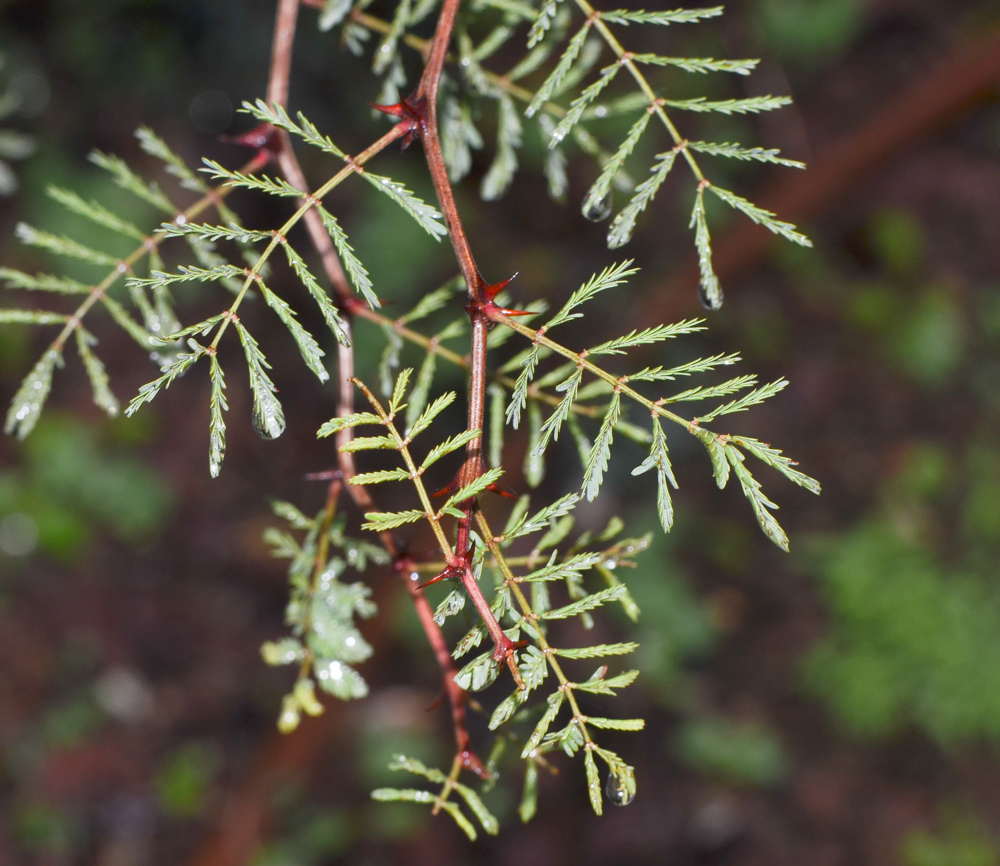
left=697, top=281, right=723, bottom=311
left=252, top=405, right=285, bottom=440
left=582, top=190, right=612, bottom=222
left=606, top=772, right=635, bottom=806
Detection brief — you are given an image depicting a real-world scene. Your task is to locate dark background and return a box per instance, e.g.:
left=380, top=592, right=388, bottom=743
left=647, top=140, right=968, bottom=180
left=2, top=0, right=1000, bottom=863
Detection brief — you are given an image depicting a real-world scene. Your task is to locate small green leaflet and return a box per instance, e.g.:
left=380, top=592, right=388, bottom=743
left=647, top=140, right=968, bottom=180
left=608, top=150, right=677, bottom=249
left=4, top=348, right=63, bottom=439
left=543, top=584, right=626, bottom=620
left=545, top=261, right=638, bottom=330
left=259, top=283, right=329, bottom=382
left=75, top=329, right=119, bottom=418
left=582, top=392, right=620, bottom=501
left=15, top=223, right=118, bottom=267
left=359, top=172, right=447, bottom=240
left=690, top=186, right=722, bottom=310
left=632, top=419, right=677, bottom=532
left=235, top=322, right=286, bottom=440
left=208, top=353, right=227, bottom=477
left=89, top=149, right=176, bottom=213
left=126, top=341, right=205, bottom=417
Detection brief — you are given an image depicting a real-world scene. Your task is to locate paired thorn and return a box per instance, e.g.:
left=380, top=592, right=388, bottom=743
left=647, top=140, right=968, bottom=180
left=467, top=272, right=533, bottom=322
left=417, top=564, right=462, bottom=590
left=370, top=95, right=428, bottom=148
left=222, top=122, right=281, bottom=163
left=432, top=454, right=517, bottom=503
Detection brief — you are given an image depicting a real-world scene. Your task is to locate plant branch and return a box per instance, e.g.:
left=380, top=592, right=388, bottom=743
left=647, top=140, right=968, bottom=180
left=260, top=0, right=477, bottom=768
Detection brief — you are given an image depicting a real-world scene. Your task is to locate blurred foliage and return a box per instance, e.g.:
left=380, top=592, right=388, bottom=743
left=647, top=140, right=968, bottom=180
left=0, top=414, right=173, bottom=561
left=802, top=434, right=1000, bottom=743
left=673, top=716, right=789, bottom=787
left=0, top=51, right=37, bottom=195
left=10, top=800, right=78, bottom=857
left=755, top=0, right=865, bottom=67
left=253, top=800, right=354, bottom=866
left=155, top=741, right=218, bottom=819
left=901, top=809, right=1000, bottom=866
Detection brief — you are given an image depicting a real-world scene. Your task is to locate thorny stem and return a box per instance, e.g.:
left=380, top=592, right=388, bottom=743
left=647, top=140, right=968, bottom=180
left=350, top=379, right=519, bottom=685
left=473, top=509, right=598, bottom=752
left=350, top=304, right=601, bottom=419
left=264, top=0, right=476, bottom=768
left=349, top=8, right=612, bottom=165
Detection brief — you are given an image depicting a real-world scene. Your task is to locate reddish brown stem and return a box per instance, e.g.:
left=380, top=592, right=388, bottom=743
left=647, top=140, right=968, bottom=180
left=403, top=0, right=524, bottom=687
left=264, top=0, right=475, bottom=767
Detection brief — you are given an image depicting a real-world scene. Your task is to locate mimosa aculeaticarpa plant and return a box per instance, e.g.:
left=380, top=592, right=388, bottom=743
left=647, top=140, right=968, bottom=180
left=0, top=0, right=819, bottom=837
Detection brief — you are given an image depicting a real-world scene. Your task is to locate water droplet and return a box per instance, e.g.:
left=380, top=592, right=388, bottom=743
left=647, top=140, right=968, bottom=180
left=582, top=190, right=612, bottom=222
left=606, top=772, right=635, bottom=806
left=697, top=282, right=723, bottom=311
left=252, top=406, right=285, bottom=440
left=593, top=105, right=608, bottom=118
left=409, top=571, right=420, bottom=582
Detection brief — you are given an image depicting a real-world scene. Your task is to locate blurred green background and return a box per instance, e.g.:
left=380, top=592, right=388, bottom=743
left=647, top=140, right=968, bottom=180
left=3, top=0, right=1000, bottom=863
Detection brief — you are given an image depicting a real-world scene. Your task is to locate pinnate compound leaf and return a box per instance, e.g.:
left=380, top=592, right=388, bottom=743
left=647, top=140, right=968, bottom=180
left=708, top=184, right=811, bottom=247
left=608, top=150, right=677, bottom=248
left=584, top=748, right=603, bottom=815
left=89, top=150, right=176, bottom=213
left=481, top=94, right=522, bottom=201
left=586, top=716, right=645, bottom=731
left=574, top=667, right=639, bottom=695
left=454, top=650, right=502, bottom=692
left=440, top=467, right=506, bottom=514
left=15, top=223, right=118, bottom=266
left=554, top=641, right=639, bottom=659
left=526, top=22, right=591, bottom=117
left=0, top=268, right=89, bottom=294
left=732, top=436, right=820, bottom=494
left=317, top=412, right=382, bottom=437
left=582, top=110, right=652, bottom=219
left=420, top=428, right=479, bottom=472
left=687, top=140, right=805, bottom=168
left=632, top=419, right=677, bottom=532
left=46, top=186, right=145, bottom=240
left=408, top=390, right=456, bottom=439
left=666, top=95, right=792, bottom=115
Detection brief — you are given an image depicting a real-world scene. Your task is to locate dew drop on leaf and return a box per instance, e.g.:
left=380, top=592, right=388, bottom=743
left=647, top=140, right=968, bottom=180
left=252, top=406, right=285, bottom=440
left=606, top=772, right=635, bottom=806
left=697, top=282, right=723, bottom=311
left=582, top=190, right=612, bottom=223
